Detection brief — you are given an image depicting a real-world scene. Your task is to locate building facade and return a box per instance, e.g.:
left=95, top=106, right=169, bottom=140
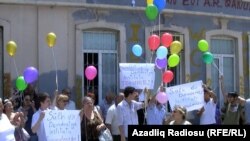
left=0, top=0, right=250, bottom=109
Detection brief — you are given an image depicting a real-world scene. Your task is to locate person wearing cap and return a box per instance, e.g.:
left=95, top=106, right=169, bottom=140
left=220, top=76, right=246, bottom=125
left=197, top=84, right=217, bottom=125
left=169, top=105, right=192, bottom=125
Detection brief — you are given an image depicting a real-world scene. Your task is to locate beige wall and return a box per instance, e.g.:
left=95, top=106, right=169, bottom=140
left=0, top=5, right=75, bottom=88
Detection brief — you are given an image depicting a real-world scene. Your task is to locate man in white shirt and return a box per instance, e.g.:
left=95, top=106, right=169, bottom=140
left=197, top=85, right=217, bottom=125
left=62, top=88, right=76, bottom=110
left=31, top=92, right=51, bottom=141
left=105, top=93, right=124, bottom=141
left=117, top=86, right=144, bottom=141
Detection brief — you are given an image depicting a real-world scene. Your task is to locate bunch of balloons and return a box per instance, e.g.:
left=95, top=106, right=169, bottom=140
left=145, top=0, right=166, bottom=21
left=147, top=32, right=182, bottom=83
left=16, top=66, right=39, bottom=91
left=198, top=39, right=213, bottom=64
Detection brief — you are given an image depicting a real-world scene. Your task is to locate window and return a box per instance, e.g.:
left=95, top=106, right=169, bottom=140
left=82, top=30, right=118, bottom=104
left=210, top=37, right=236, bottom=108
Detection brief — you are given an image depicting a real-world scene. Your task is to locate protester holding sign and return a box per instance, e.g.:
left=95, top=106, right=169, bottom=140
left=197, top=84, right=217, bottom=125
left=31, top=92, right=51, bottom=141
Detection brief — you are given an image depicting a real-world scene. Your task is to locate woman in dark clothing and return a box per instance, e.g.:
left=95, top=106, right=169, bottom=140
left=80, top=96, right=106, bottom=141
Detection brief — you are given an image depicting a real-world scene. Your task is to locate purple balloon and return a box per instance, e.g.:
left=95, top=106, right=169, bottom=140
left=23, top=66, right=39, bottom=83
left=155, top=58, right=167, bottom=69
left=156, top=92, right=168, bottom=104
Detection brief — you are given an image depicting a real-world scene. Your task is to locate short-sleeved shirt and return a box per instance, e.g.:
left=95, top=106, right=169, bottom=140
left=146, top=104, right=166, bottom=125
left=105, top=104, right=120, bottom=135
left=31, top=109, right=48, bottom=141
left=0, top=113, right=15, bottom=141
left=117, top=100, right=143, bottom=138
left=200, top=99, right=216, bottom=125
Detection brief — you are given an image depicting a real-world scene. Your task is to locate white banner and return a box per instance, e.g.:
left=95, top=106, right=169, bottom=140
left=119, top=63, right=155, bottom=89
left=166, top=80, right=204, bottom=112
left=44, top=110, right=81, bottom=141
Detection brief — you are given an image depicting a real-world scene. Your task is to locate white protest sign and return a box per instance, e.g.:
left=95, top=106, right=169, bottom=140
left=119, top=63, right=155, bottom=89
left=166, top=80, right=204, bottom=112
left=44, top=110, right=81, bottom=141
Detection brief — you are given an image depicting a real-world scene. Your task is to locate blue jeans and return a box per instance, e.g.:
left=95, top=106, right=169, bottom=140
left=29, top=135, right=38, bottom=141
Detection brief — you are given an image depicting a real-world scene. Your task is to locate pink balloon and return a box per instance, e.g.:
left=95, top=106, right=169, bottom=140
left=148, top=34, right=160, bottom=51
left=161, top=32, right=173, bottom=47
left=156, top=92, right=168, bottom=104
left=162, top=70, right=174, bottom=83
left=85, top=66, right=97, bottom=80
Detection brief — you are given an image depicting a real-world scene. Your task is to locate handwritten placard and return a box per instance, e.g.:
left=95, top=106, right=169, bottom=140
left=166, top=80, right=204, bottom=112
left=119, top=63, right=155, bottom=89
left=44, top=110, right=81, bottom=141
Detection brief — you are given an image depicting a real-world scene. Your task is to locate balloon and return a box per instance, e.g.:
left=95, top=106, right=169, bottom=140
left=162, top=70, right=174, bottom=83
left=155, top=57, right=167, bottom=69
left=156, top=92, right=168, bottom=104
left=148, top=34, right=160, bottom=51
left=168, top=54, right=180, bottom=67
left=6, top=41, right=17, bottom=57
left=156, top=46, right=168, bottom=59
left=46, top=32, right=56, bottom=48
left=198, top=39, right=209, bottom=52
left=203, top=52, right=214, bottom=64
left=132, top=44, right=142, bottom=57
left=161, top=32, right=173, bottom=47
left=145, top=4, right=158, bottom=21
left=16, top=76, right=27, bottom=91
left=147, top=0, right=154, bottom=5
left=154, top=0, right=166, bottom=13
left=170, top=41, right=182, bottom=54
left=23, top=66, right=39, bottom=83
left=85, top=66, right=97, bottom=80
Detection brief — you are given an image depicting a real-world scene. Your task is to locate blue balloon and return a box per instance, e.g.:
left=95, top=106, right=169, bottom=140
left=132, top=44, right=142, bottom=57
left=156, top=46, right=168, bottom=59
left=154, top=0, right=166, bottom=12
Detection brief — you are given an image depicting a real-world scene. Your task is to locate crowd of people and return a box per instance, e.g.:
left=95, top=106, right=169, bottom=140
left=0, top=76, right=250, bottom=141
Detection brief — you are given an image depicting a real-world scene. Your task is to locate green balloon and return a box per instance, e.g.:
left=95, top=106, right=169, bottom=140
left=16, top=76, right=27, bottom=91
left=145, top=4, right=158, bottom=21
left=168, top=54, right=180, bottom=67
left=202, top=52, right=214, bottom=64
left=198, top=39, right=209, bottom=52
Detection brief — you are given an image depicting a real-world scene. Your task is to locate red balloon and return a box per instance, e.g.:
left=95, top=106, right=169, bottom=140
left=161, top=33, right=173, bottom=47
left=162, top=70, right=174, bottom=83
left=148, top=34, right=160, bottom=51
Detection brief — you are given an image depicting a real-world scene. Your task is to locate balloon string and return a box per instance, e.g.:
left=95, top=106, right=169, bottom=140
left=13, top=57, right=19, bottom=77
left=158, top=13, right=160, bottom=36
left=150, top=51, right=154, bottom=63
left=51, top=48, right=58, bottom=91
left=212, top=62, right=222, bottom=75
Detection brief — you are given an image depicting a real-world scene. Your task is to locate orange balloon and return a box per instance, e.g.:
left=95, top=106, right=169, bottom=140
left=6, top=41, right=17, bottom=57
left=46, top=32, right=56, bottom=48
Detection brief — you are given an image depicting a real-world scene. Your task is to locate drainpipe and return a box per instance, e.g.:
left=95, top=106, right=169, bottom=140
left=0, top=1, right=250, bottom=21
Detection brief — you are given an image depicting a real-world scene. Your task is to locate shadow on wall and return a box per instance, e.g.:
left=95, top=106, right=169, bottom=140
left=38, top=70, right=68, bottom=96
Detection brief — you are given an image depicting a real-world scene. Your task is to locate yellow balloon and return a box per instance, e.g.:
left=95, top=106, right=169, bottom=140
left=170, top=41, right=182, bottom=54
left=46, top=32, right=56, bottom=48
left=147, top=0, right=154, bottom=5
left=6, top=41, right=17, bottom=57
